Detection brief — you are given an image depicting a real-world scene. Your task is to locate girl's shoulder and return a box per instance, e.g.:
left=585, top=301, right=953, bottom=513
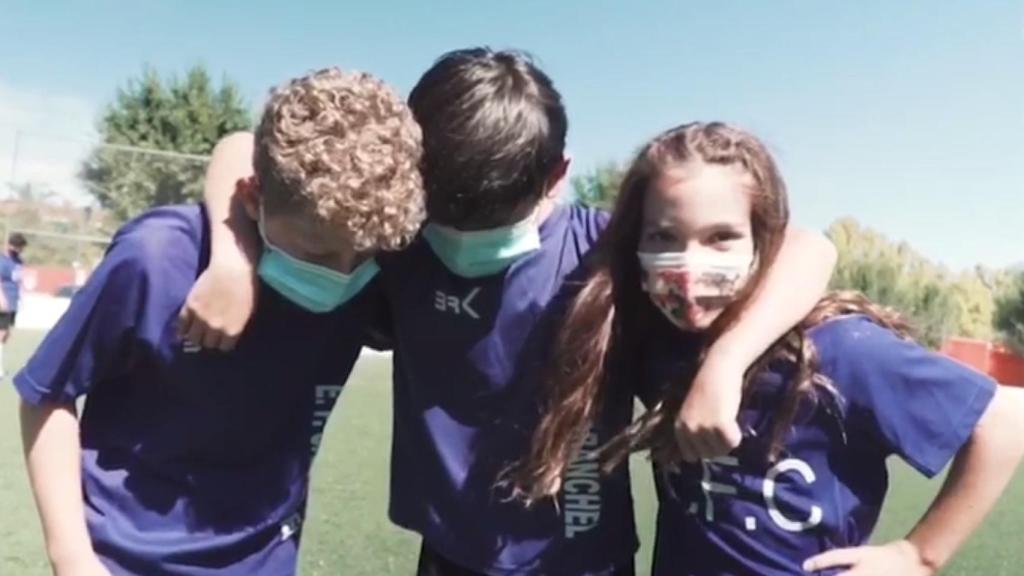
left=806, top=314, right=911, bottom=377
left=808, top=313, right=892, bottom=346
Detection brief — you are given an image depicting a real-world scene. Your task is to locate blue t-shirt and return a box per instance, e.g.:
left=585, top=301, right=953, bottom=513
left=643, top=314, right=996, bottom=576
left=14, top=205, right=374, bottom=576
left=0, top=250, right=24, bottom=311
left=378, top=204, right=638, bottom=575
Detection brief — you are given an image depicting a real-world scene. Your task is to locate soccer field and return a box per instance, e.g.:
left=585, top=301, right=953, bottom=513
left=1, top=331, right=1021, bottom=575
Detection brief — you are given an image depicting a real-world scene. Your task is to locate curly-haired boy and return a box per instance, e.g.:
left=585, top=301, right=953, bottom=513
left=15, top=68, right=423, bottom=576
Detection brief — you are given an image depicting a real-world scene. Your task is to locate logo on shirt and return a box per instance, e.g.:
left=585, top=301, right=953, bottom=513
left=182, top=339, right=202, bottom=354
left=310, top=384, right=343, bottom=458
left=562, top=430, right=602, bottom=538
left=692, top=456, right=824, bottom=533
left=434, top=287, right=480, bottom=319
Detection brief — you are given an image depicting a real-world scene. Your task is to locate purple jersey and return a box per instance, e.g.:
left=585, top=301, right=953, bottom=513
left=0, top=249, right=24, bottom=310
left=643, top=314, right=996, bottom=576
left=377, top=204, right=638, bottom=575
left=13, top=205, right=374, bottom=576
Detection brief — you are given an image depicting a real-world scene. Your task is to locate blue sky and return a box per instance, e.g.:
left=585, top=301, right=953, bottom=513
left=0, top=0, right=1020, bottom=270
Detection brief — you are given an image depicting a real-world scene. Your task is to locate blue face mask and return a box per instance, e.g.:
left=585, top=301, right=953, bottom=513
left=256, top=214, right=378, bottom=313
left=422, top=213, right=542, bottom=278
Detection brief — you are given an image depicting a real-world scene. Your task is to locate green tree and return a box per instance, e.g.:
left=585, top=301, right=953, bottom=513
left=995, top=271, right=1024, bottom=351
left=826, top=217, right=959, bottom=347
left=81, top=66, right=251, bottom=222
left=950, top=268, right=998, bottom=340
left=978, top=265, right=1016, bottom=296
left=572, top=162, right=624, bottom=210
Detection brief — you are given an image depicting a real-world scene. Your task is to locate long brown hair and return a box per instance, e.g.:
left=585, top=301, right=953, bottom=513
left=508, top=122, right=911, bottom=503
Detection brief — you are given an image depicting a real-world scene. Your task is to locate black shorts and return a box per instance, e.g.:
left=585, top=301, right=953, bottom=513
left=0, top=312, right=16, bottom=330
left=415, top=542, right=635, bottom=576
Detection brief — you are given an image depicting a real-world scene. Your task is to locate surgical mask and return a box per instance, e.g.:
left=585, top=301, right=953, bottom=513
left=422, top=212, right=541, bottom=278
left=256, top=212, right=378, bottom=313
left=637, top=250, right=753, bottom=329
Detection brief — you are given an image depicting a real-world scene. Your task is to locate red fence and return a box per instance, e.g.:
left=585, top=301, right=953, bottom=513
left=942, top=338, right=1024, bottom=387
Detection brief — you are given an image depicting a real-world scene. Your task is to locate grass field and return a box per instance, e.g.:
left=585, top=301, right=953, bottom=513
left=2, top=330, right=1022, bottom=575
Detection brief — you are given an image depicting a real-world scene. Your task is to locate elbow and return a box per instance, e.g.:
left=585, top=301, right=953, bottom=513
left=209, top=132, right=257, bottom=170
left=805, top=227, right=838, bottom=270
left=215, top=131, right=255, bottom=152
left=786, top=225, right=837, bottom=280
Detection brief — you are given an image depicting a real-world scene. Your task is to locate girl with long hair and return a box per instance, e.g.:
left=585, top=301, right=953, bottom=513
left=512, top=122, right=1024, bottom=575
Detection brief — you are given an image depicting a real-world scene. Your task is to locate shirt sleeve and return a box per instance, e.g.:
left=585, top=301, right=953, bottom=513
left=580, top=205, right=611, bottom=249
left=821, top=316, right=997, bottom=477
left=13, top=220, right=189, bottom=405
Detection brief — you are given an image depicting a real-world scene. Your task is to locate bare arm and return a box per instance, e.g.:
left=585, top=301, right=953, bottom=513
left=21, top=401, right=109, bottom=575
left=203, top=132, right=258, bottom=266
left=676, top=226, right=836, bottom=460
left=178, top=132, right=261, bottom=351
left=805, top=385, right=1024, bottom=575
left=713, top=225, right=836, bottom=370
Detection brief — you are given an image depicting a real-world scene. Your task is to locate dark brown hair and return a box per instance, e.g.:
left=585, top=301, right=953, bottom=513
left=508, top=122, right=910, bottom=503
left=8, top=233, right=27, bottom=249
left=408, top=48, right=567, bottom=229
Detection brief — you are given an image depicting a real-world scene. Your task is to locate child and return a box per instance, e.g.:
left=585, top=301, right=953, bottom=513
left=16, top=68, right=424, bottom=576
left=513, top=122, right=1024, bottom=575
left=189, top=50, right=838, bottom=575
left=0, top=231, right=28, bottom=377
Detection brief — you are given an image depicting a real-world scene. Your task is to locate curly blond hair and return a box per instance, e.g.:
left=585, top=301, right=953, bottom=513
left=254, top=67, right=424, bottom=252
